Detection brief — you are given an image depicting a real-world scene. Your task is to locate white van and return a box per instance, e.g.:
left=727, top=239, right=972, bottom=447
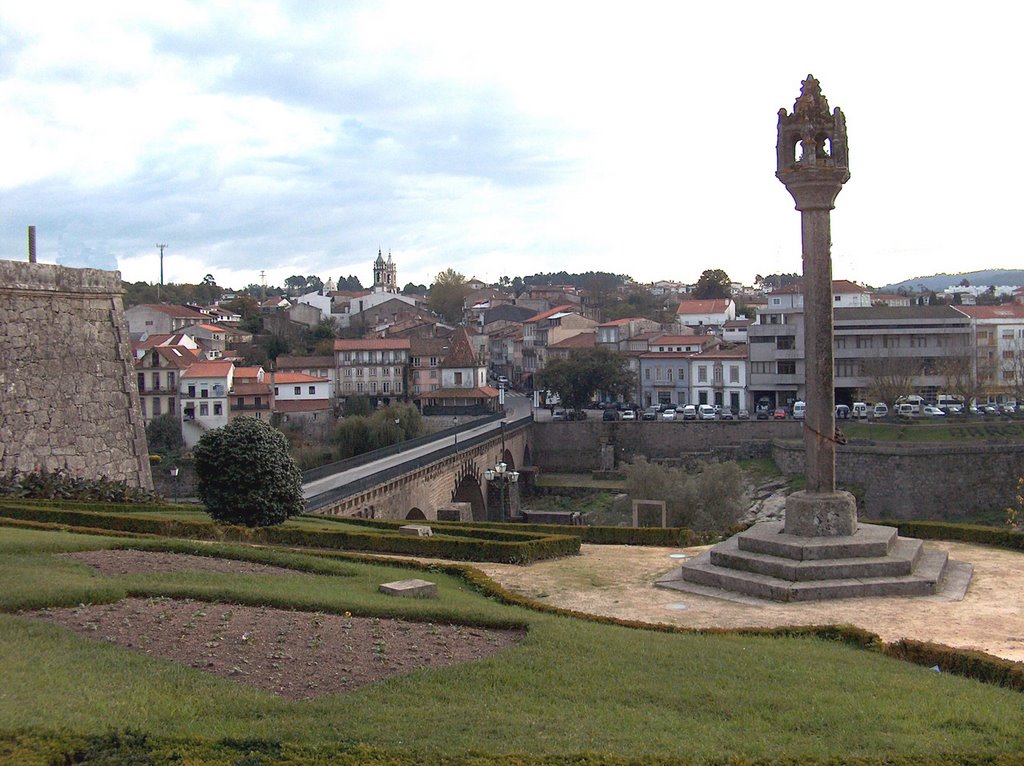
left=895, top=403, right=917, bottom=418
left=698, top=404, right=717, bottom=420
left=896, top=395, right=924, bottom=415
left=872, top=402, right=889, bottom=419
left=851, top=402, right=868, bottom=419
left=792, top=401, right=806, bottom=420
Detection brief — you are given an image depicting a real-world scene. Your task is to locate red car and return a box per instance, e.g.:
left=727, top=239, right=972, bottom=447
left=772, top=407, right=788, bottom=420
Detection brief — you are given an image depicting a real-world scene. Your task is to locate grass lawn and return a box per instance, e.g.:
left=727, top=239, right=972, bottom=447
left=1, top=525, right=1023, bottom=763
left=842, top=419, right=1024, bottom=443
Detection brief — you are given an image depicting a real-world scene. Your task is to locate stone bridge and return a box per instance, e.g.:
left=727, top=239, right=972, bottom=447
left=303, top=415, right=532, bottom=522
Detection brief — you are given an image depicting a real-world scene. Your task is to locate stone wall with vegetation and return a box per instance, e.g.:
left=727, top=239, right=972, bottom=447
left=773, top=441, right=1024, bottom=520
left=0, top=260, right=152, bottom=489
left=531, top=420, right=801, bottom=472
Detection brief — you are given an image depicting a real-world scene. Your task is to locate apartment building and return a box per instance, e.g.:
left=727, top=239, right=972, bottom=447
left=333, top=337, right=410, bottom=406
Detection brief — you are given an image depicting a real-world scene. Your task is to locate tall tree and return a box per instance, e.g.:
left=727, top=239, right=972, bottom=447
left=535, top=347, right=635, bottom=410
left=428, top=268, right=469, bottom=323
left=692, top=269, right=732, bottom=300
left=337, top=275, right=364, bottom=291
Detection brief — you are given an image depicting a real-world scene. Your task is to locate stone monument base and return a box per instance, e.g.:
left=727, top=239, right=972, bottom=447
left=783, top=489, right=857, bottom=537
left=659, top=520, right=971, bottom=603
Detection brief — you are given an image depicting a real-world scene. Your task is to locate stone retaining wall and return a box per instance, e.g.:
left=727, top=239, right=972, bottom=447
left=772, top=441, right=1024, bottom=520
left=531, top=420, right=800, bottom=472
left=0, top=260, right=152, bottom=489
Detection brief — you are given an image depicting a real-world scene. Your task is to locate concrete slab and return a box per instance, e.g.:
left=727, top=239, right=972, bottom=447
left=737, top=521, right=897, bottom=561
left=399, top=525, right=433, bottom=537
left=379, top=578, right=439, bottom=598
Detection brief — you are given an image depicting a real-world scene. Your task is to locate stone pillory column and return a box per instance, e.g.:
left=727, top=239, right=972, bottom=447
left=776, top=75, right=856, bottom=537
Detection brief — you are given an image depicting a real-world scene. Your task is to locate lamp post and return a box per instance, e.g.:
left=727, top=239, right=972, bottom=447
left=484, top=461, right=520, bottom=522
left=394, top=417, right=402, bottom=453
left=169, top=465, right=180, bottom=504
left=452, top=416, right=459, bottom=447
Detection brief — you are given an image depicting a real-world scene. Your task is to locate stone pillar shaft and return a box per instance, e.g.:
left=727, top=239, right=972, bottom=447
left=800, top=207, right=836, bottom=493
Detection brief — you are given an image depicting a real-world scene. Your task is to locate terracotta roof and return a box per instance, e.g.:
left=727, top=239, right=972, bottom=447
left=136, top=345, right=199, bottom=369
left=197, top=324, right=224, bottom=333
left=275, top=399, right=332, bottom=413
left=275, top=355, right=334, bottom=369
left=139, top=304, right=209, bottom=319
left=650, top=334, right=700, bottom=344
left=232, top=366, right=264, bottom=379
left=271, top=372, right=329, bottom=384
left=723, top=319, right=751, bottom=328
left=524, top=304, right=575, bottom=323
left=415, top=386, right=500, bottom=399
left=774, top=279, right=868, bottom=295
left=133, top=334, right=175, bottom=350
left=598, top=317, right=645, bottom=327
left=695, top=347, right=748, bottom=360
left=676, top=299, right=732, bottom=315
left=334, top=338, right=411, bottom=351
left=953, top=305, right=1024, bottom=320
left=442, top=328, right=479, bottom=367
left=182, top=361, right=233, bottom=379
left=548, top=332, right=596, bottom=349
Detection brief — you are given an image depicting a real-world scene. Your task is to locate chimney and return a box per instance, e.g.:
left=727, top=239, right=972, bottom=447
left=28, top=226, right=36, bottom=263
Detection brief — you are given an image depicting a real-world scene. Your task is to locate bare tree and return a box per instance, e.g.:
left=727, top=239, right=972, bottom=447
left=861, top=355, right=922, bottom=405
left=938, top=337, right=996, bottom=407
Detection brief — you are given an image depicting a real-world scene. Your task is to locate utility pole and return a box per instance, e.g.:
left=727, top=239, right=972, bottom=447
left=156, top=244, right=168, bottom=301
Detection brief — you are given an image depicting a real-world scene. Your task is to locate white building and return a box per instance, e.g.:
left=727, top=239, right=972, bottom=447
left=180, top=361, right=234, bottom=448
left=675, top=298, right=736, bottom=330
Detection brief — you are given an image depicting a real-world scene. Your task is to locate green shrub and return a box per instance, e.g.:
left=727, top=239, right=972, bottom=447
left=193, top=417, right=304, bottom=527
left=623, top=457, right=746, bottom=531
left=0, top=468, right=157, bottom=504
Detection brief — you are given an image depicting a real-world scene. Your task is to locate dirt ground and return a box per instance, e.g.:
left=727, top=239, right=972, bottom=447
left=27, top=551, right=525, bottom=699
left=473, top=541, right=1024, bottom=661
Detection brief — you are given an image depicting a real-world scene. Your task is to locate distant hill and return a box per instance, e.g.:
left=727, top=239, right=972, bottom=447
left=881, top=269, right=1024, bottom=293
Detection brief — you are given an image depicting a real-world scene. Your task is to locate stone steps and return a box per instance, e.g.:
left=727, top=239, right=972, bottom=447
left=660, top=521, right=956, bottom=603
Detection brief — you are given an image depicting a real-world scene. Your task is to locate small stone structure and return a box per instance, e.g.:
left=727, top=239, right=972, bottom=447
left=398, top=524, right=433, bottom=537
left=379, top=579, right=439, bottom=598
left=632, top=499, right=667, bottom=528
left=0, top=260, right=152, bottom=489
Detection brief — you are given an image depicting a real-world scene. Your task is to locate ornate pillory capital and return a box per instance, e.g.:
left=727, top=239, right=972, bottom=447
left=776, top=75, right=850, bottom=210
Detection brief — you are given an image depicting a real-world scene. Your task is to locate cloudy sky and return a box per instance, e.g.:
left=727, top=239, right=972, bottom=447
left=1, top=2, right=1020, bottom=291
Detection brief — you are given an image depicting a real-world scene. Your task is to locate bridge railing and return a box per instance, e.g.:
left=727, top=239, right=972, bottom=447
left=304, top=413, right=532, bottom=512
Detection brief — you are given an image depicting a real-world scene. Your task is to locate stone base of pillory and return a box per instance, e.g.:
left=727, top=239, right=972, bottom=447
left=379, top=579, right=439, bottom=598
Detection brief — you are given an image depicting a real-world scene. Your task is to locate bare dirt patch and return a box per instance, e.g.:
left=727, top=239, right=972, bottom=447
left=61, top=549, right=309, bottom=577
left=29, top=597, right=525, bottom=700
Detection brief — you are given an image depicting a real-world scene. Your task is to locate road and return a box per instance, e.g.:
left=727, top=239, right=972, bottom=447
left=303, top=392, right=532, bottom=501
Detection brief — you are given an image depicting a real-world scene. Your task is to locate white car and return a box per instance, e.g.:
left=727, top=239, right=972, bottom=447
left=922, top=405, right=946, bottom=417
left=621, top=409, right=636, bottom=421
left=661, top=408, right=677, bottom=421
left=698, top=404, right=716, bottom=420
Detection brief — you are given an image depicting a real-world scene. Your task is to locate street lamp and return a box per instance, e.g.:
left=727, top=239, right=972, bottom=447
left=452, top=416, right=459, bottom=447
left=169, top=465, right=180, bottom=504
left=394, top=417, right=402, bottom=453
left=484, top=461, right=520, bottom=522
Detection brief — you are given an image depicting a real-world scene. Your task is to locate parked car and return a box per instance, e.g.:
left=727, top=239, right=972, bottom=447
left=851, top=402, right=868, bottom=419
left=719, top=408, right=736, bottom=420
left=681, top=404, right=698, bottom=420
left=922, top=405, right=946, bottom=417
left=894, top=403, right=917, bottom=418
left=1000, top=403, right=1017, bottom=415
left=641, top=406, right=659, bottom=421
left=756, top=406, right=771, bottom=420
left=698, top=404, right=717, bottom=421
left=661, top=408, right=677, bottom=421
left=552, top=409, right=566, bottom=421
left=621, top=409, right=637, bottom=421
left=872, top=402, right=889, bottom=419
left=835, top=404, right=851, bottom=420
left=792, top=401, right=806, bottom=420
left=772, top=407, right=788, bottom=420
left=602, top=408, right=620, bottom=421
left=737, top=409, right=750, bottom=420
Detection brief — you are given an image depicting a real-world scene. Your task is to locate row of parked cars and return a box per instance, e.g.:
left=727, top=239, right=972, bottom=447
left=601, top=403, right=749, bottom=421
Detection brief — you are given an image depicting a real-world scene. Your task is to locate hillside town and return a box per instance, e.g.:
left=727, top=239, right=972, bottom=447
left=125, top=251, right=1024, bottom=448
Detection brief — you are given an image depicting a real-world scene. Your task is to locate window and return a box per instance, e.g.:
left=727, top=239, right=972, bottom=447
left=200, top=388, right=209, bottom=398
left=152, top=372, right=160, bottom=389
left=454, top=372, right=463, bottom=385
left=370, top=382, right=377, bottom=393
left=776, top=336, right=795, bottom=350
left=294, top=386, right=301, bottom=395
left=383, top=381, right=390, bottom=393
left=137, top=373, right=146, bottom=392
left=777, top=361, right=796, bottom=375
left=168, top=397, right=175, bottom=414
left=237, top=397, right=244, bottom=407
left=274, top=387, right=279, bottom=395
left=1004, top=350, right=1015, bottom=359
left=168, top=372, right=175, bottom=387
left=308, top=386, right=315, bottom=394
left=412, top=357, right=421, bottom=367
left=910, top=336, right=927, bottom=348
left=729, top=365, right=739, bottom=383
left=855, top=336, right=873, bottom=349
left=140, top=398, right=147, bottom=417
left=834, top=295, right=841, bottom=302
left=751, top=361, right=771, bottom=374
left=697, top=366, right=708, bottom=383
left=836, top=360, right=858, bottom=377
left=187, top=385, right=196, bottom=398
left=644, top=368, right=651, bottom=380
left=429, top=357, right=438, bottom=367
left=199, top=402, right=209, bottom=416
left=254, top=396, right=262, bottom=407
left=213, top=403, right=222, bottom=416
left=883, top=335, right=900, bottom=349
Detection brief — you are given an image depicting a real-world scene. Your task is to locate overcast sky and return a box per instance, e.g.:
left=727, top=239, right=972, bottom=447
left=1, top=2, right=1020, bottom=292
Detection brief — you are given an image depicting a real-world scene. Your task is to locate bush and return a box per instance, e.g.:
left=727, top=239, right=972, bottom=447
left=623, top=456, right=745, bottom=531
left=193, top=417, right=304, bottom=527
left=0, top=468, right=157, bottom=503
left=145, top=413, right=184, bottom=454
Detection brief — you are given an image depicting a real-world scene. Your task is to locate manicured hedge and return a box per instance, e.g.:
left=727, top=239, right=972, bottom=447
left=877, top=519, right=1024, bottom=552
left=0, top=500, right=579, bottom=564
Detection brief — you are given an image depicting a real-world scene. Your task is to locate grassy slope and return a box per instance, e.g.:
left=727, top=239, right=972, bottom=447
left=1, top=526, right=1023, bottom=761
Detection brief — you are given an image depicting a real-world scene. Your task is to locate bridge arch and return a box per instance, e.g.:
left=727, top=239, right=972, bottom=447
left=452, top=461, right=486, bottom=521
left=406, top=507, right=426, bottom=520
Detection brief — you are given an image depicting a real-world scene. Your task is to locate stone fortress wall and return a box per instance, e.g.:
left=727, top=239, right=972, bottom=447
left=532, top=421, right=1022, bottom=521
left=0, top=259, right=152, bottom=489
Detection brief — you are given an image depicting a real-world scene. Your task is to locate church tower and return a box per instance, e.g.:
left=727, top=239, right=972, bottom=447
left=372, top=249, right=398, bottom=293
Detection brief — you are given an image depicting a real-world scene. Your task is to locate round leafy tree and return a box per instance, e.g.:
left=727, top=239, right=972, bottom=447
left=193, top=416, right=304, bottom=527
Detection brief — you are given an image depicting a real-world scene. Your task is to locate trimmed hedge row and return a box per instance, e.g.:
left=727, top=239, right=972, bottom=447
left=0, top=501, right=579, bottom=564
left=13, top=729, right=1016, bottom=766
left=878, top=519, right=1024, bottom=552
